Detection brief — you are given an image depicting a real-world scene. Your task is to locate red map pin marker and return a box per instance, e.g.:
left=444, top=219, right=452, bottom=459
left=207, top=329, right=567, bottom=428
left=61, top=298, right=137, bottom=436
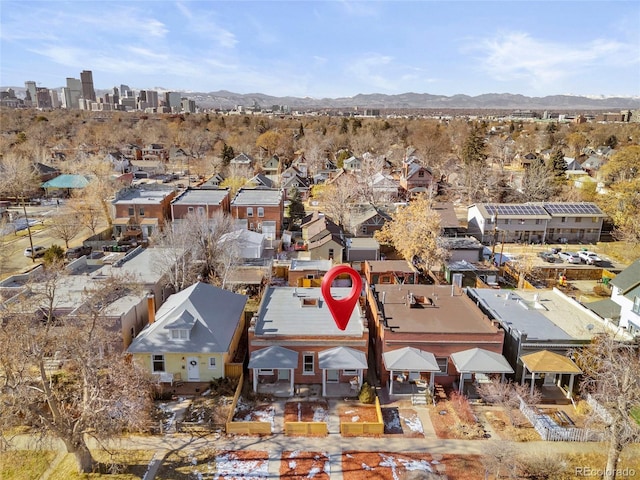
left=321, top=265, right=363, bottom=331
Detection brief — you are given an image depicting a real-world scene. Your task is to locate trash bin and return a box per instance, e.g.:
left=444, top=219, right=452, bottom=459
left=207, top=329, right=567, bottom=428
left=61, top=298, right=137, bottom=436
left=602, top=277, right=610, bottom=286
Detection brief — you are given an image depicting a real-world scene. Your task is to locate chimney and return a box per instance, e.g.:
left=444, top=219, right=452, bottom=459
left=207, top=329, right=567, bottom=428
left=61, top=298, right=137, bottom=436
left=147, top=292, right=156, bottom=325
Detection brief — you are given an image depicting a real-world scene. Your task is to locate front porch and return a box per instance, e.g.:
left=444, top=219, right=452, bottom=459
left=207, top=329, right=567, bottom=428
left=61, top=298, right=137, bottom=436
left=255, top=381, right=359, bottom=399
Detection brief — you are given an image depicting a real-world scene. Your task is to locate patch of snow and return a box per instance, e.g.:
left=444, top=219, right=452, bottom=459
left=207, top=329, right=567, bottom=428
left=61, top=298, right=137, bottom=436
left=362, top=462, right=374, bottom=471
left=312, top=406, right=329, bottom=422
left=308, top=466, right=321, bottom=478
left=289, top=460, right=296, bottom=469
left=400, top=458, right=433, bottom=473
left=213, top=452, right=269, bottom=479
left=351, top=415, right=360, bottom=422
left=401, top=412, right=424, bottom=433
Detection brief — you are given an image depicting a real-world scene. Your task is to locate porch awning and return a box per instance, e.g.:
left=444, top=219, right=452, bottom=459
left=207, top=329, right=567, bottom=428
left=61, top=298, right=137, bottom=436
left=318, top=346, right=367, bottom=370
left=520, top=350, right=581, bottom=374
left=383, top=346, right=440, bottom=372
left=113, top=217, right=131, bottom=226
left=248, top=346, right=298, bottom=369
left=140, top=218, right=158, bottom=225
left=451, top=348, right=513, bottom=374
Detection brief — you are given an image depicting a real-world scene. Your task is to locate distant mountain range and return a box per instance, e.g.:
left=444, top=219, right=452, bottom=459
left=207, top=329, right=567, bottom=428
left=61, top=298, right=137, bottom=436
left=183, top=90, right=640, bottom=111
left=5, top=85, right=640, bottom=111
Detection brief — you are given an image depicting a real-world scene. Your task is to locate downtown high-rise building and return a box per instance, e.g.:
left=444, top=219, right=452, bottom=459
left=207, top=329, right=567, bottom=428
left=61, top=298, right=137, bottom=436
left=80, top=70, right=96, bottom=101
left=62, top=77, right=82, bottom=109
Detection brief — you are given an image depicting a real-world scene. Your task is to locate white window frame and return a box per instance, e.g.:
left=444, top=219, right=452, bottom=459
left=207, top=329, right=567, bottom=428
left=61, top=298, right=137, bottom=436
left=303, top=353, right=315, bottom=375
left=208, top=357, right=217, bottom=370
left=343, top=369, right=358, bottom=376
left=633, top=296, right=640, bottom=315
left=257, top=207, right=264, bottom=218
left=435, top=357, right=449, bottom=376
left=152, top=354, right=165, bottom=372
left=258, top=368, right=274, bottom=375
left=171, top=329, right=189, bottom=340
left=247, top=207, right=254, bottom=217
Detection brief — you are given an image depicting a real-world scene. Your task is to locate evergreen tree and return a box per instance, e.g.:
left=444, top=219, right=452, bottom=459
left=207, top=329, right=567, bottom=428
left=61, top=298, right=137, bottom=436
left=221, top=143, right=235, bottom=166
left=287, top=187, right=306, bottom=226
left=547, top=148, right=567, bottom=179
left=461, top=125, right=487, bottom=165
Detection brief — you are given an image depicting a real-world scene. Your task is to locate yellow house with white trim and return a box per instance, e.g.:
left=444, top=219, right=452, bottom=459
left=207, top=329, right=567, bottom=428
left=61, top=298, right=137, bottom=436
left=127, top=282, right=247, bottom=386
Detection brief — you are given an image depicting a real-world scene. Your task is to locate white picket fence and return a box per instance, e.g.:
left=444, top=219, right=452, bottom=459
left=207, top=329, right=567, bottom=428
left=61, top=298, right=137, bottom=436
left=586, top=393, right=613, bottom=424
left=518, top=396, right=605, bottom=442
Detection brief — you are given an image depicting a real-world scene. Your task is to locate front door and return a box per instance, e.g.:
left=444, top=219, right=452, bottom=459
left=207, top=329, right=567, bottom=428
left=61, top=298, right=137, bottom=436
left=278, top=369, right=290, bottom=381
left=543, top=373, right=556, bottom=386
left=187, top=357, right=200, bottom=381
left=327, top=369, right=339, bottom=383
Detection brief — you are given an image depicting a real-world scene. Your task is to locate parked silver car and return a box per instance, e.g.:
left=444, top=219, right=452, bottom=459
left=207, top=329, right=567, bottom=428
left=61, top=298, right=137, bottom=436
left=558, top=251, right=581, bottom=264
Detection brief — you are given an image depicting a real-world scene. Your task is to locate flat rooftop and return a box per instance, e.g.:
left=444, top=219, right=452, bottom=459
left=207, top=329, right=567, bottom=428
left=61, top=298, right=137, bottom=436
left=254, top=287, right=365, bottom=337
left=113, top=187, right=174, bottom=204
left=367, top=260, right=416, bottom=273
left=172, top=188, right=229, bottom=205
left=515, top=289, right=625, bottom=340
left=467, top=288, right=573, bottom=341
left=232, top=188, right=282, bottom=206
left=374, top=284, right=497, bottom=334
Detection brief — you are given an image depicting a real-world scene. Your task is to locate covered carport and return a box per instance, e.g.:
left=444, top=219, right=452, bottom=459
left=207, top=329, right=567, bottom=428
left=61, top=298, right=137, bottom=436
left=383, top=346, right=440, bottom=395
left=450, top=347, right=514, bottom=394
left=248, top=346, right=298, bottom=397
left=318, top=346, right=367, bottom=397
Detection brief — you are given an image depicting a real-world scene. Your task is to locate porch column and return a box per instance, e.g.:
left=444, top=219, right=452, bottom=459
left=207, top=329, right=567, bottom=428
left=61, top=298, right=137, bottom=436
left=530, top=371, right=536, bottom=396
left=322, top=370, right=327, bottom=397
left=252, top=369, right=258, bottom=393
left=429, top=372, right=435, bottom=391
left=521, top=366, right=527, bottom=386
left=567, top=374, right=575, bottom=399
left=458, top=373, right=464, bottom=394
left=500, top=373, right=505, bottom=383
left=290, top=369, right=294, bottom=397
left=389, top=370, right=394, bottom=395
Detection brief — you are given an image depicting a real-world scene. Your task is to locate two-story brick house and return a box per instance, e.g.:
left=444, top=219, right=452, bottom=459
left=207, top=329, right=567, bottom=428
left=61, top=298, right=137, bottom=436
left=230, top=188, right=284, bottom=240
left=112, top=185, right=176, bottom=240
left=170, top=188, right=231, bottom=221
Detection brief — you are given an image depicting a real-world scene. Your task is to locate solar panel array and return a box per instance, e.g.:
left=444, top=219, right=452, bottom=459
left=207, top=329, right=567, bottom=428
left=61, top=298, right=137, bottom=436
left=542, top=203, right=602, bottom=215
left=485, top=204, right=548, bottom=216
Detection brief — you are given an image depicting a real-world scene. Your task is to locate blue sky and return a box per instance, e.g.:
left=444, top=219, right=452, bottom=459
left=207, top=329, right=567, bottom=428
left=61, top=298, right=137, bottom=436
left=1, top=1, right=639, bottom=98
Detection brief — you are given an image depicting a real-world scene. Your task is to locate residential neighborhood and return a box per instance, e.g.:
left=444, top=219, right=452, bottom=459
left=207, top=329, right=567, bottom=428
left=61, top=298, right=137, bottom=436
left=1, top=103, right=639, bottom=479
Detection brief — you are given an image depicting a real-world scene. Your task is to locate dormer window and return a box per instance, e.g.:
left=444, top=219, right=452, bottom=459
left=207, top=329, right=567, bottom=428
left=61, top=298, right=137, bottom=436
left=171, top=329, right=190, bottom=340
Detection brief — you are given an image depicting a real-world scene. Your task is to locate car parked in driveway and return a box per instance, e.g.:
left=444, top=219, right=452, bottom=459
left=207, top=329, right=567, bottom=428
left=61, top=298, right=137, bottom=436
left=558, top=251, right=581, bottom=264
left=65, top=245, right=92, bottom=260
left=578, top=251, right=602, bottom=265
left=24, top=246, right=46, bottom=258
left=537, top=251, right=558, bottom=263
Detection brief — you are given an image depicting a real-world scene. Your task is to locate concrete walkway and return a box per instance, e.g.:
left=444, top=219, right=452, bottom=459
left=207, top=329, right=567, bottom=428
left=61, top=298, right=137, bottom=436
left=10, top=395, right=625, bottom=480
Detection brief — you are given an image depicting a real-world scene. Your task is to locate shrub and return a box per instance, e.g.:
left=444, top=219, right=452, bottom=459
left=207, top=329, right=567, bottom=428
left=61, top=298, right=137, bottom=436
left=358, top=382, right=376, bottom=404
left=43, top=244, right=64, bottom=265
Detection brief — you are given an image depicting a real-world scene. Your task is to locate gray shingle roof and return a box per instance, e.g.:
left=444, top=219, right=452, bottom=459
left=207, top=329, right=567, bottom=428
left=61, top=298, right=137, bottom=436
left=450, top=348, right=513, bottom=374
left=127, top=282, right=247, bottom=354
left=172, top=188, right=229, bottom=205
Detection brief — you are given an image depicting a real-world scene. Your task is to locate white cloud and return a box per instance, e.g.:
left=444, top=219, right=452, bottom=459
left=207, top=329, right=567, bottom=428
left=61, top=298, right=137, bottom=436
left=346, top=54, right=397, bottom=91
left=472, top=32, right=639, bottom=90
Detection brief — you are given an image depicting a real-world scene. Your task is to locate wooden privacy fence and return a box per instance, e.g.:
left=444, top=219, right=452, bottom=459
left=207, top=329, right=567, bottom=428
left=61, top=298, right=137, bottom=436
left=518, top=396, right=604, bottom=442
left=284, top=421, right=328, bottom=436
left=225, top=363, right=243, bottom=379
left=224, top=372, right=273, bottom=435
left=340, top=397, right=384, bottom=436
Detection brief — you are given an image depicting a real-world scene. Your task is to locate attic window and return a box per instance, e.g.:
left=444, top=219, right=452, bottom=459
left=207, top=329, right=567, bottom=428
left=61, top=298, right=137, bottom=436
left=301, top=297, right=319, bottom=307
left=171, top=329, right=190, bottom=340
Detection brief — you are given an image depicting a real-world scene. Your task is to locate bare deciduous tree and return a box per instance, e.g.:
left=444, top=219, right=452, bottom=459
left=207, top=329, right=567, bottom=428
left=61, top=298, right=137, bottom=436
left=575, top=335, right=640, bottom=480
left=0, top=268, right=153, bottom=473
left=0, top=154, right=41, bottom=262
left=476, top=378, right=541, bottom=427
left=48, top=212, right=83, bottom=248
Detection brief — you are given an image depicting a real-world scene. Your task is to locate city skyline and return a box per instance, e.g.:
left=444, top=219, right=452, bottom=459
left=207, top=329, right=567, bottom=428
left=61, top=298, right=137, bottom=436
left=1, top=1, right=639, bottom=99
